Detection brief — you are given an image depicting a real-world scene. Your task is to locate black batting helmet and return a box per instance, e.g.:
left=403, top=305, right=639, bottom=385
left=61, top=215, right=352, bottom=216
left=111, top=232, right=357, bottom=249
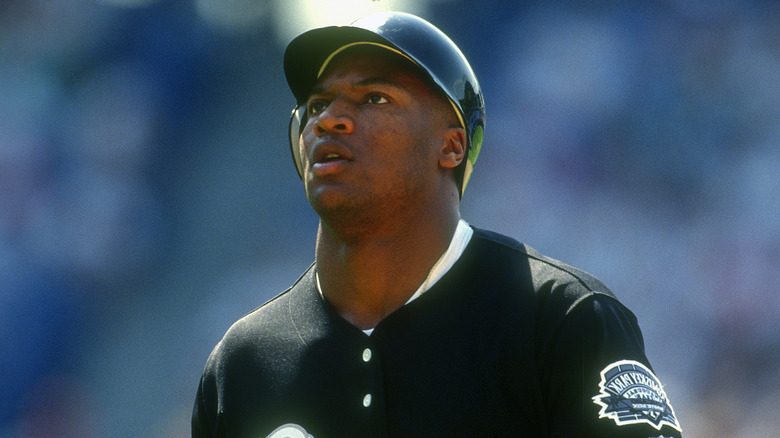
left=284, top=11, right=485, bottom=195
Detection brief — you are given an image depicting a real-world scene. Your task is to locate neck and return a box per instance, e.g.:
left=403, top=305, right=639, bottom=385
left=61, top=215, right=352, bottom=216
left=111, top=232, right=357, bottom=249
left=315, top=208, right=460, bottom=330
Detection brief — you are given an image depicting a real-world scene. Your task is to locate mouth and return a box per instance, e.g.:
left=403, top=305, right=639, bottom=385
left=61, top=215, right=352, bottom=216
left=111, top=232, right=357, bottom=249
left=319, top=153, right=344, bottom=163
left=311, top=143, right=353, bottom=176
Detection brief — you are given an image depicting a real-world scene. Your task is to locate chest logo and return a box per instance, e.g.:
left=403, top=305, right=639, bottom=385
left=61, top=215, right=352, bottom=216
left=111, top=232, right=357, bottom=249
left=592, top=360, right=681, bottom=432
left=266, top=423, right=313, bottom=438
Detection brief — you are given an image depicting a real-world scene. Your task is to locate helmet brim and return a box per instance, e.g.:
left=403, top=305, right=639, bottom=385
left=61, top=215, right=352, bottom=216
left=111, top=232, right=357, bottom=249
left=284, top=26, right=391, bottom=106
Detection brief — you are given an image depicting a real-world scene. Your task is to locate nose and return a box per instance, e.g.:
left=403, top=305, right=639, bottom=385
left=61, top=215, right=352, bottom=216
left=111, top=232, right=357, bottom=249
left=313, top=99, right=354, bottom=137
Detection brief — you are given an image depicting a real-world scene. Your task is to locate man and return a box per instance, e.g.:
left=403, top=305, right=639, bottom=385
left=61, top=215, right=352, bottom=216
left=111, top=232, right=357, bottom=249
left=192, top=12, right=682, bottom=438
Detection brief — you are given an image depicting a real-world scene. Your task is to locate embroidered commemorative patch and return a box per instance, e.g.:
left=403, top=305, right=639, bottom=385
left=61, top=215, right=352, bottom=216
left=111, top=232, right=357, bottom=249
left=592, top=360, right=681, bottom=432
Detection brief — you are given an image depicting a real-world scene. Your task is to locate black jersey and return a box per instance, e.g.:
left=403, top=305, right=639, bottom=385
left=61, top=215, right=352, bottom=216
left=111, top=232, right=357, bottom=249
left=192, top=228, right=681, bottom=437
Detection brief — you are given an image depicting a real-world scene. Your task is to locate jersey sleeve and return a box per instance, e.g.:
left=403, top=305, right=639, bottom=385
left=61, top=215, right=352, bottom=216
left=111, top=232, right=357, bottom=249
left=539, top=293, right=683, bottom=437
left=191, top=377, right=211, bottom=438
left=191, top=345, right=223, bottom=438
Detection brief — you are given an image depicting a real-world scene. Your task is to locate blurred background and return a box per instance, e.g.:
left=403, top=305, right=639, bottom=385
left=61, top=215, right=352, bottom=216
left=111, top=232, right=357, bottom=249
left=1, top=0, right=778, bottom=436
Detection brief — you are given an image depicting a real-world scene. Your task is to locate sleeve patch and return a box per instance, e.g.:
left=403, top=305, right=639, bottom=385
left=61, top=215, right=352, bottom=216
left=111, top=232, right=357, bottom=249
left=592, top=359, right=681, bottom=432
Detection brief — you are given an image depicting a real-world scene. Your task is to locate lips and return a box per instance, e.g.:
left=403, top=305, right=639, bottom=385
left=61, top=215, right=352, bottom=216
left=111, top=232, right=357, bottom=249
left=310, top=141, right=353, bottom=176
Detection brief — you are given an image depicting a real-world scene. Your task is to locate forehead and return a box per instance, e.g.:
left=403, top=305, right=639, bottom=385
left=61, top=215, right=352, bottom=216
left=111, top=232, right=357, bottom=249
left=312, top=45, right=435, bottom=94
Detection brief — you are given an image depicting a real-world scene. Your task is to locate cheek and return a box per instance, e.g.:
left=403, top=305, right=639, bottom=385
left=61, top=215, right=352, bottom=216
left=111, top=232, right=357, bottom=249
left=299, top=126, right=317, bottom=165
left=370, top=111, right=426, bottom=149
left=373, top=129, right=438, bottom=184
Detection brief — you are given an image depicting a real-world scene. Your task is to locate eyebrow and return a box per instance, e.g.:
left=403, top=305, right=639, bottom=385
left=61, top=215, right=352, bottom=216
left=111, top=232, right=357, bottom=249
left=308, top=77, right=399, bottom=98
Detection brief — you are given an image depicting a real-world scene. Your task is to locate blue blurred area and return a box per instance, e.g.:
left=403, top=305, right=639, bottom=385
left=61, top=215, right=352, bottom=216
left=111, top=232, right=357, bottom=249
left=1, top=1, right=777, bottom=436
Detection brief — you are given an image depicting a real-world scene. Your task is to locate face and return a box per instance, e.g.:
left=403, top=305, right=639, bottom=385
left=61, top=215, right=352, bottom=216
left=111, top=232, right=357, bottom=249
left=299, top=46, right=458, bottom=225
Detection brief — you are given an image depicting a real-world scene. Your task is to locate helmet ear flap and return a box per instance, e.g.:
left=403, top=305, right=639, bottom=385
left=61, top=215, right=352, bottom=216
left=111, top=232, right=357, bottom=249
left=288, top=104, right=307, bottom=179
left=459, top=124, right=483, bottom=194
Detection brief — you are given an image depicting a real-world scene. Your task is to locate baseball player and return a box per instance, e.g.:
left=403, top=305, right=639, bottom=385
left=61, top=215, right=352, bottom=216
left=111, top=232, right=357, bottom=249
left=192, top=11, right=682, bottom=438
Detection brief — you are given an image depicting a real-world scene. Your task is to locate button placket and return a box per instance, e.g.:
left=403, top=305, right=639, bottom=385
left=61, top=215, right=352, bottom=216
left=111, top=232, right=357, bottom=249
left=360, top=345, right=375, bottom=409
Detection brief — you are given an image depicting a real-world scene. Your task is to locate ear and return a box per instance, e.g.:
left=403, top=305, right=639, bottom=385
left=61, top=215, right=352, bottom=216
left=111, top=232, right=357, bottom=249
left=438, top=127, right=466, bottom=169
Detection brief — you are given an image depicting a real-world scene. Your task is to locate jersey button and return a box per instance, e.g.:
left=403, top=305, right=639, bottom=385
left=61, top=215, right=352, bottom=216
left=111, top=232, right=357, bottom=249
left=363, top=393, right=372, bottom=407
left=362, top=348, right=372, bottom=362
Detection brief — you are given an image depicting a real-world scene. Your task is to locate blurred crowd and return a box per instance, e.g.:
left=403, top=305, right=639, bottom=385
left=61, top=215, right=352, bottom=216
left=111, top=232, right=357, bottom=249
left=1, top=1, right=777, bottom=437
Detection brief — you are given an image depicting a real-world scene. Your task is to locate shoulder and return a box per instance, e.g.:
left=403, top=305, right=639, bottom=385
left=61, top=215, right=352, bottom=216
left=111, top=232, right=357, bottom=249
left=469, top=227, right=614, bottom=302
left=466, top=227, right=641, bottom=344
left=203, top=267, right=317, bottom=371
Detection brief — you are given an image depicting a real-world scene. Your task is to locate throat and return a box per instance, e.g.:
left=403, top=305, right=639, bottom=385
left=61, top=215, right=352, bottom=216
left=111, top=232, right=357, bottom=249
left=313, top=214, right=461, bottom=330
left=317, top=259, right=423, bottom=330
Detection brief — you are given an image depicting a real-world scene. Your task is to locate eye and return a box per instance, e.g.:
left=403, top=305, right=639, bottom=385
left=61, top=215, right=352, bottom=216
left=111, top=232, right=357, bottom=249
left=366, top=94, right=389, bottom=105
left=307, top=99, right=328, bottom=115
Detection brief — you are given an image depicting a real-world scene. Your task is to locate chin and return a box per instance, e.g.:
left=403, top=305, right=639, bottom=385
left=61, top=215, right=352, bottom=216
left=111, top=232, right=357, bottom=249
left=307, top=185, right=353, bottom=214
left=309, top=189, right=382, bottom=228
